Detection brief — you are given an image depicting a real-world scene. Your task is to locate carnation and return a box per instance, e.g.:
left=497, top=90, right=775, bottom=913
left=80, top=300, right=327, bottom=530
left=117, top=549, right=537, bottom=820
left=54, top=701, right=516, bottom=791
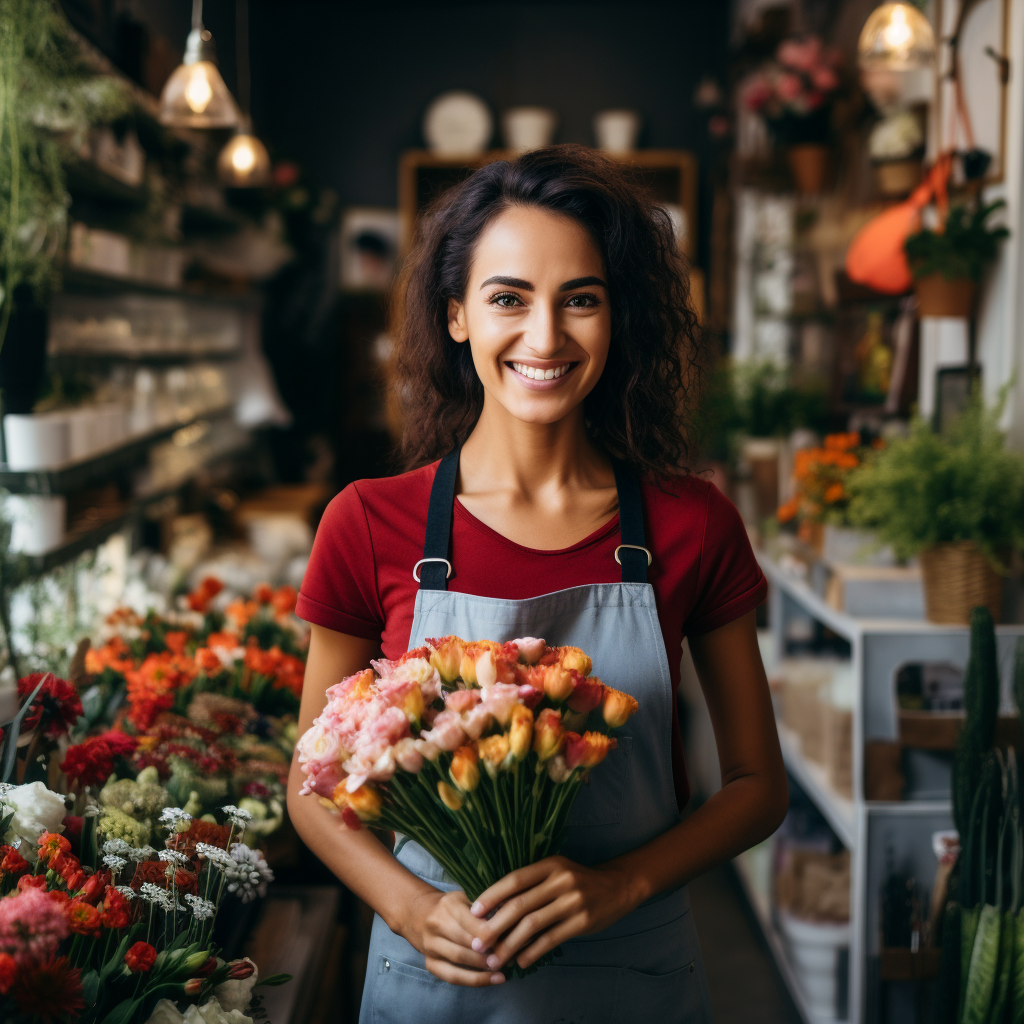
left=61, top=737, right=116, bottom=788
left=16, top=674, right=83, bottom=739
left=0, top=887, right=70, bottom=966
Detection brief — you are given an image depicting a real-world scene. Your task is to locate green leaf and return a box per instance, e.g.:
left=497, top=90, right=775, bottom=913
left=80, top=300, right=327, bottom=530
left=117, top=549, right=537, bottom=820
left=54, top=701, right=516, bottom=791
left=962, top=904, right=1001, bottom=1024
left=99, top=997, right=143, bottom=1024
left=80, top=969, right=99, bottom=1007
left=257, top=973, right=293, bottom=987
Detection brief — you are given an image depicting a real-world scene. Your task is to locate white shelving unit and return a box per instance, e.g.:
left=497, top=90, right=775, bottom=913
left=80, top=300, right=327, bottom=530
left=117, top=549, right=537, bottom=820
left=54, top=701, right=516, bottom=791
left=750, top=552, right=1024, bottom=1023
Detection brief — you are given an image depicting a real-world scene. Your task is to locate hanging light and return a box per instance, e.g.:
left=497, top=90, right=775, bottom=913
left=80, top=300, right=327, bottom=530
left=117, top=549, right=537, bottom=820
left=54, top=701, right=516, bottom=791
left=217, top=0, right=270, bottom=186
left=858, top=3, right=937, bottom=71
left=159, top=0, right=240, bottom=128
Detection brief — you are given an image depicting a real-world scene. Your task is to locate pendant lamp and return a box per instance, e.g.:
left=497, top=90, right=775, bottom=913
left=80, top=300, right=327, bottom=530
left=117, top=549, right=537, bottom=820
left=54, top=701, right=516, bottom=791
left=218, top=0, right=271, bottom=186
left=858, top=3, right=937, bottom=71
left=159, top=0, right=241, bottom=128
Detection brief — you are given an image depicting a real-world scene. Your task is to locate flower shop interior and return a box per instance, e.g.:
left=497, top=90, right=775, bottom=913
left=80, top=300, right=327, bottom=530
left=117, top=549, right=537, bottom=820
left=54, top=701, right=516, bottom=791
left=1, top=0, right=1023, bottom=1022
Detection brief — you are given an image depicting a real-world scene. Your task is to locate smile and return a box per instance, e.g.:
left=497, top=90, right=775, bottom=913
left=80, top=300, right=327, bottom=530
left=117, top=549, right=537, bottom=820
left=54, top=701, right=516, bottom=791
left=507, top=361, right=577, bottom=381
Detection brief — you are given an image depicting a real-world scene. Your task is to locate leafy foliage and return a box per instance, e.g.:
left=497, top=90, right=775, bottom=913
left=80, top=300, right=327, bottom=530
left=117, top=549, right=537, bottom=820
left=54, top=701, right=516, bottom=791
left=905, top=200, right=1010, bottom=282
left=845, top=390, right=1024, bottom=562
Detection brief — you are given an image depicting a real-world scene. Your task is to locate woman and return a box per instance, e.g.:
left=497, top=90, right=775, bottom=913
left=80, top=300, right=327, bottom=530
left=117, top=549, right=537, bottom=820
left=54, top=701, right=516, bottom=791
left=289, top=145, right=788, bottom=1023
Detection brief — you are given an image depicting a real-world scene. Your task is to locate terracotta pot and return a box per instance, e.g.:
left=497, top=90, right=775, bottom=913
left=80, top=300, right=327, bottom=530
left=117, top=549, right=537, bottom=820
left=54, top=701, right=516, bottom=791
left=919, top=541, right=1003, bottom=624
left=874, top=158, right=923, bottom=197
left=913, top=274, right=976, bottom=318
left=786, top=144, right=831, bottom=196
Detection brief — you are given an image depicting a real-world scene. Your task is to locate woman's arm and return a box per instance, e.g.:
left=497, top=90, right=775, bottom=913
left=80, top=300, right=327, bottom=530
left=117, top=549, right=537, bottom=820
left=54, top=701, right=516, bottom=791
left=466, top=609, right=788, bottom=970
left=287, top=624, right=503, bottom=986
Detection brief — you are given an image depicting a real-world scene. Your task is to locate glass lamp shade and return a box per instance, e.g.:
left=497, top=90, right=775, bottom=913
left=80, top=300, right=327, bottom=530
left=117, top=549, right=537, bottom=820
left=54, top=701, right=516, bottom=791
left=858, top=3, right=937, bottom=71
left=218, top=131, right=271, bottom=187
left=159, top=58, right=240, bottom=129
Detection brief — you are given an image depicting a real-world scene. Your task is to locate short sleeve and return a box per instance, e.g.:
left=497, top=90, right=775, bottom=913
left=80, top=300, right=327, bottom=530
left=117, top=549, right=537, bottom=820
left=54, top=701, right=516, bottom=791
left=295, top=484, right=384, bottom=639
left=685, top=485, right=767, bottom=636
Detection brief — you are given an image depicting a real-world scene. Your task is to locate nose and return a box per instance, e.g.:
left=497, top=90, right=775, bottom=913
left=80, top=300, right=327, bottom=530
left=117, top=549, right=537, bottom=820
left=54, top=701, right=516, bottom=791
left=522, top=300, right=563, bottom=358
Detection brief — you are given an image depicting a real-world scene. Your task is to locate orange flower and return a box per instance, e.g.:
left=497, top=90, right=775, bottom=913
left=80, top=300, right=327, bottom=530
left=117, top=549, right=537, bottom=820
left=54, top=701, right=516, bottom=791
left=336, top=783, right=382, bottom=822
left=226, top=598, right=258, bottom=629
left=427, top=635, right=465, bottom=684
left=547, top=646, right=592, bottom=676
left=541, top=665, right=575, bottom=703
left=776, top=497, right=800, bottom=524
left=477, top=733, right=510, bottom=771
left=399, top=683, right=424, bottom=724
left=37, top=832, right=71, bottom=865
left=254, top=583, right=274, bottom=604
left=85, top=637, right=134, bottom=677
left=186, top=576, right=224, bottom=613
left=271, top=585, right=298, bottom=617
left=65, top=900, right=102, bottom=939
left=194, top=648, right=223, bottom=674
left=602, top=688, right=639, bottom=729
left=437, top=781, right=463, bottom=812
left=508, top=705, right=533, bottom=760
left=163, top=631, right=188, bottom=655
left=533, top=708, right=564, bottom=761
left=450, top=746, right=480, bottom=792
left=564, top=731, right=617, bottom=770
left=206, top=631, right=239, bottom=650
left=824, top=483, right=845, bottom=503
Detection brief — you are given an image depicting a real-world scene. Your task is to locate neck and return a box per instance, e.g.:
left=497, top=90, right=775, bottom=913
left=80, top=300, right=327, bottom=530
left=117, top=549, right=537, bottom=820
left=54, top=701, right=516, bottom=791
left=460, top=396, right=611, bottom=497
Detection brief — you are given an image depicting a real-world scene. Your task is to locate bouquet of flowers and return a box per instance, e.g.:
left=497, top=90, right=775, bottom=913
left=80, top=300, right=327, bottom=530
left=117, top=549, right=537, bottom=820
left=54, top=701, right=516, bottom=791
left=298, top=636, right=638, bottom=905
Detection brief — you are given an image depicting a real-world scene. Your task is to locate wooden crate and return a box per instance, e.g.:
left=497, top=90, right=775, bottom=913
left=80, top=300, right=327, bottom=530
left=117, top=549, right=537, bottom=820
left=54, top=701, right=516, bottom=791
left=824, top=703, right=853, bottom=798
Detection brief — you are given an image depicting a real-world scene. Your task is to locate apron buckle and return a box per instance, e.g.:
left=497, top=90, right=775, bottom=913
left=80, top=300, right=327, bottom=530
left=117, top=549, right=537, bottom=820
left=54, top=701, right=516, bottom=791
left=413, top=557, right=453, bottom=583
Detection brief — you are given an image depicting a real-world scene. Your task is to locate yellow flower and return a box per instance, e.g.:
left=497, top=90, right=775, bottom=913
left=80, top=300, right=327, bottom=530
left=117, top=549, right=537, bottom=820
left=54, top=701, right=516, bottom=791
left=542, top=665, right=575, bottom=703
left=509, top=705, right=533, bottom=760
left=401, top=683, right=425, bottom=724
left=437, top=781, right=463, bottom=811
left=533, top=708, right=564, bottom=762
left=333, top=783, right=383, bottom=822
left=428, top=636, right=465, bottom=684
left=601, top=688, right=639, bottom=729
left=477, top=733, right=511, bottom=771
left=450, top=745, right=480, bottom=792
left=554, top=646, right=592, bottom=676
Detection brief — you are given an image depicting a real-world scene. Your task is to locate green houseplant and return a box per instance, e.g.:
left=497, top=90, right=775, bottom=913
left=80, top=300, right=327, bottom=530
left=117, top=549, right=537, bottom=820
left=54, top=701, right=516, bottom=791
left=845, top=392, right=1024, bottom=624
left=904, top=200, right=1009, bottom=318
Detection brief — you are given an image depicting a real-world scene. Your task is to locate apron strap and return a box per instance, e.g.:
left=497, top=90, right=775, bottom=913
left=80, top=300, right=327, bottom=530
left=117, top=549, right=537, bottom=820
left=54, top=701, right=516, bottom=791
left=417, top=447, right=649, bottom=590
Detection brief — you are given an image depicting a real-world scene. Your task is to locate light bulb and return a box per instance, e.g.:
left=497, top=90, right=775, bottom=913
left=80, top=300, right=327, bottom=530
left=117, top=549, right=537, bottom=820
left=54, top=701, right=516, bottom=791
left=858, top=3, right=936, bottom=71
left=231, top=140, right=257, bottom=173
left=184, top=66, right=214, bottom=113
left=882, top=6, right=912, bottom=51
left=218, top=131, right=271, bottom=187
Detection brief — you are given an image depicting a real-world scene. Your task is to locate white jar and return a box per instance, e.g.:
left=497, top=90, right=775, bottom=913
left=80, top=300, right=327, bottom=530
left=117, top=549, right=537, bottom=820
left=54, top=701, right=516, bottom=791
left=502, top=107, right=557, bottom=152
left=4, top=494, right=66, bottom=555
left=3, top=412, right=71, bottom=469
left=593, top=110, right=641, bottom=153
left=67, top=407, right=101, bottom=462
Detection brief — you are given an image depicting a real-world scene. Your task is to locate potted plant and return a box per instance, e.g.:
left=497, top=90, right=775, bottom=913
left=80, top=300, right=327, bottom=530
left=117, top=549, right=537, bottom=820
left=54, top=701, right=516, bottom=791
left=740, top=35, right=843, bottom=195
left=904, top=200, right=1009, bottom=318
left=868, top=110, right=925, bottom=197
left=845, top=392, right=1024, bottom=623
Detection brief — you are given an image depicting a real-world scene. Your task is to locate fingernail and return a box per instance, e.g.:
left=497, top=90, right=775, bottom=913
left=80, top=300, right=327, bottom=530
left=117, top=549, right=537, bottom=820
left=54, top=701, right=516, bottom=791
left=471, top=938, right=485, bottom=953
left=487, top=954, right=500, bottom=970
left=470, top=901, right=483, bottom=916
left=490, top=973, right=505, bottom=985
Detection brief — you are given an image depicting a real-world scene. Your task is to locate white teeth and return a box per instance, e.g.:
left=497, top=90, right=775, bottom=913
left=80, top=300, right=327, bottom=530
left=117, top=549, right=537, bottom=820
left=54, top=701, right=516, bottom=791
left=511, top=362, right=571, bottom=380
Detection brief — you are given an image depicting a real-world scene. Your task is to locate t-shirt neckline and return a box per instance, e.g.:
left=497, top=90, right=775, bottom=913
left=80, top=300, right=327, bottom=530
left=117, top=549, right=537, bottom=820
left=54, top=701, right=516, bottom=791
left=453, top=497, right=621, bottom=556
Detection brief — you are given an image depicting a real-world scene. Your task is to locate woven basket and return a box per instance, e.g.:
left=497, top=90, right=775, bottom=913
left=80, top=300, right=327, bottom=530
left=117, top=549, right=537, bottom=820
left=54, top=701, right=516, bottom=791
left=919, top=542, right=1003, bottom=624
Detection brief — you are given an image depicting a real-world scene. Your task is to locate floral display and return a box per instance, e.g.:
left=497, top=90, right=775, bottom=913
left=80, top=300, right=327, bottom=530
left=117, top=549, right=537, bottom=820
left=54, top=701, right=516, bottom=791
left=298, top=635, right=638, bottom=958
left=0, top=776, right=285, bottom=1024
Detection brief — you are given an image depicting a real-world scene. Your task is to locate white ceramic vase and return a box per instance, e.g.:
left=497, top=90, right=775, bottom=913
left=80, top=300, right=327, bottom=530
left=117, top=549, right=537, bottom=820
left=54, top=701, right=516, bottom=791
left=778, top=911, right=849, bottom=1020
left=593, top=110, right=641, bottom=153
left=502, top=107, right=557, bottom=151
left=3, top=412, right=70, bottom=469
left=4, top=494, right=66, bottom=555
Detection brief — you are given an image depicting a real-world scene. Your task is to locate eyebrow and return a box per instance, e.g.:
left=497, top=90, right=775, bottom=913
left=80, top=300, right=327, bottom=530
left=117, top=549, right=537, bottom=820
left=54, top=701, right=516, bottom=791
left=479, top=275, right=608, bottom=291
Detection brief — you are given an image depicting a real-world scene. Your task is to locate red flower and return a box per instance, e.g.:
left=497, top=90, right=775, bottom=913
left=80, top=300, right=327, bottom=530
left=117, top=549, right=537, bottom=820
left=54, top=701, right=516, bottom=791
left=99, top=730, right=137, bottom=759
left=17, top=874, right=46, bottom=892
left=0, top=845, right=28, bottom=878
left=254, top=583, right=273, bottom=604
left=65, top=900, right=102, bottom=938
left=194, top=956, right=218, bottom=978
left=0, top=952, right=17, bottom=995
left=100, top=886, right=132, bottom=929
left=195, top=647, right=224, bottom=674
left=61, top=737, right=115, bottom=788
left=163, top=631, right=188, bottom=655
left=565, top=674, right=606, bottom=715
left=61, top=815, right=83, bottom=853
left=186, top=576, right=224, bottom=613
left=76, top=871, right=109, bottom=905
left=47, top=890, right=70, bottom=908
left=16, top=674, right=83, bottom=739
left=37, top=832, right=71, bottom=866
left=125, top=941, right=158, bottom=973
left=12, top=956, right=84, bottom=1020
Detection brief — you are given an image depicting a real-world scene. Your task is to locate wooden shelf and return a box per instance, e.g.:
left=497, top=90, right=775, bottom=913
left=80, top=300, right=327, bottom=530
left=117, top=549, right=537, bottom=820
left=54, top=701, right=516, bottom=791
left=779, top=724, right=856, bottom=848
left=65, top=161, right=147, bottom=207
left=61, top=266, right=260, bottom=307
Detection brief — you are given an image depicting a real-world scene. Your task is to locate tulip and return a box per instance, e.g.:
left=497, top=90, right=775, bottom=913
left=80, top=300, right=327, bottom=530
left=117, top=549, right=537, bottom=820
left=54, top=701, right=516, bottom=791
left=509, top=705, right=533, bottom=760
left=542, top=666, right=575, bottom=704
left=227, top=958, right=256, bottom=980
left=428, top=636, right=465, bottom=683
left=602, top=688, right=639, bottom=729
left=393, top=737, right=424, bottom=773
left=477, top=733, right=510, bottom=773
left=533, top=708, right=564, bottom=762
left=437, top=781, right=463, bottom=811
left=400, top=683, right=424, bottom=724
left=512, top=637, right=547, bottom=665
left=335, top=783, right=383, bottom=822
left=547, top=754, right=572, bottom=783
left=554, top=646, right=592, bottom=676
left=184, top=978, right=204, bottom=996
left=565, top=731, right=616, bottom=770
left=450, top=746, right=480, bottom=792
left=566, top=674, right=605, bottom=715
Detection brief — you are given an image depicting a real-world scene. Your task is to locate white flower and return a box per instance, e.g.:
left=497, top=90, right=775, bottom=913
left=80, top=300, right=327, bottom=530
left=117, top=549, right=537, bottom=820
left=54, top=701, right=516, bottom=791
left=158, top=849, right=190, bottom=867
left=129, top=845, right=156, bottom=862
left=144, top=998, right=187, bottom=1024
left=185, top=893, right=216, bottom=920
left=140, top=882, right=172, bottom=908
left=102, top=838, right=132, bottom=857
left=213, top=961, right=259, bottom=1014
left=114, top=885, right=136, bottom=900
left=221, top=805, right=252, bottom=828
left=103, top=855, right=128, bottom=873
left=184, top=999, right=253, bottom=1024
left=223, top=844, right=273, bottom=903
left=195, top=842, right=231, bottom=867
left=0, top=782, right=67, bottom=856
left=158, top=808, right=192, bottom=829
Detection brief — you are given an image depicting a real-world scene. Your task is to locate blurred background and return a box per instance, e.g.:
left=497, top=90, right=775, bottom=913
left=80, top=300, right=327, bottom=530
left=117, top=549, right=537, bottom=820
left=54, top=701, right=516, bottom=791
left=1, top=1, right=1023, bottom=1022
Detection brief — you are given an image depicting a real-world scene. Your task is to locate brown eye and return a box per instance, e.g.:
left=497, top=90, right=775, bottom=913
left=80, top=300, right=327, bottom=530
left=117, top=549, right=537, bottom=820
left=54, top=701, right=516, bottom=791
left=489, top=292, right=522, bottom=308
left=566, top=293, right=600, bottom=308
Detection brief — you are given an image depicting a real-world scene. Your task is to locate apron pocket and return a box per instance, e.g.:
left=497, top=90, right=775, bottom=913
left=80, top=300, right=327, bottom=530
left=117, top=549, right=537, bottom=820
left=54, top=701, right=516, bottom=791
left=565, top=735, right=632, bottom=828
left=615, top=960, right=708, bottom=1023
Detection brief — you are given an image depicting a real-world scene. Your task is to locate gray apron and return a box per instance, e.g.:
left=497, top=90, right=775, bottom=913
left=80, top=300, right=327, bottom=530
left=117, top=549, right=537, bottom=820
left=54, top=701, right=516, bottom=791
left=359, top=449, right=714, bottom=1023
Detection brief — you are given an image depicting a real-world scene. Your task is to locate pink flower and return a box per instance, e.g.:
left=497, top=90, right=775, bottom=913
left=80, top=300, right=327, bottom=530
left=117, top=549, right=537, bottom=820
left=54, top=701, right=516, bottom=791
left=778, top=37, right=821, bottom=72
left=0, top=887, right=70, bottom=967
left=811, top=66, right=838, bottom=92
left=393, top=737, right=423, bottom=773
left=461, top=705, right=493, bottom=740
left=479, top=683, right=521, bottom=728
left=740, top=73, right=774, bottom=112
left=445, top=689, right=481, bottom=714
left=776, top=72, right=803, bottom=103
left=297, top=721, right=342, bottom=769
left=419, top=711, right=466, bottom=752
left=512, top=637, right=546, bottom=665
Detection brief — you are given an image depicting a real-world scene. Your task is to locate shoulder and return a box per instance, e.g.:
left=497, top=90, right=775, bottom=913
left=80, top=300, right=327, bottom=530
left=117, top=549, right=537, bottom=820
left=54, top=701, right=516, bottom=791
left=321, top=462, right=438, bottom=531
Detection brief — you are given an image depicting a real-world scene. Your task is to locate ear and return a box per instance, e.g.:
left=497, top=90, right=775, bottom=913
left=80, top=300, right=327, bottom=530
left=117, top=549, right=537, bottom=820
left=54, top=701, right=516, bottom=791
left=447, top=298, right=469, bottom=343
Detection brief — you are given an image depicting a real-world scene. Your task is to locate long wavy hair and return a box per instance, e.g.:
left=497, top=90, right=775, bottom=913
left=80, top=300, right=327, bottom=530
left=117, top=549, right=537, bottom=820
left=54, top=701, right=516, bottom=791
left=391, top=144, right=703, bottom=476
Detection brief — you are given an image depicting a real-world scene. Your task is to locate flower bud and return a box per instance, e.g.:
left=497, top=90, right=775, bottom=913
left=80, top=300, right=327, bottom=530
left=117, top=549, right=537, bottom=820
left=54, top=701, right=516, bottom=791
left=512, top=637, right=547, bottom=665
left=566, top=674, right=605, bottom=715
left=532, top=708, right=564, bottom=762
left=508, top=705, right=533, bottom=760
left=195, top=956, right=219, bottom=978
left=428, top=636, right=465, bottom=683
left=336, top=784, right=382, bottom=822
left=602, top=688, right=639, bottom=729
left=437, top=781, right=463, bottom=811
left=184, top=978, right=203, bottom=996
left=450, top=746, right=480, bottom=792
left=554, top=646, right=592, bottom=676
left=401, top=684, right=425, bottom=725
left=477, top=734, right=510, bottom=773
left=542, top=666, right=575, bottom=704
left=227, top=958, right=256, bottom=980
left=181, top=950, right=212, bottom=974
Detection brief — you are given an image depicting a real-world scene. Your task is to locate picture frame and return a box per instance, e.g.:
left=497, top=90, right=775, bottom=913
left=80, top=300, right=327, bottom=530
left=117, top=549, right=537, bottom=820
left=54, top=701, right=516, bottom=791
left=339, top=207, right=400, bottom=292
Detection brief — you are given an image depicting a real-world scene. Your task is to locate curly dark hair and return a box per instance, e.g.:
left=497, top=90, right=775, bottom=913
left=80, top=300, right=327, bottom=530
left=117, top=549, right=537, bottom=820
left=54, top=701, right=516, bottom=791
left=391, top=144, right=703, bottom=476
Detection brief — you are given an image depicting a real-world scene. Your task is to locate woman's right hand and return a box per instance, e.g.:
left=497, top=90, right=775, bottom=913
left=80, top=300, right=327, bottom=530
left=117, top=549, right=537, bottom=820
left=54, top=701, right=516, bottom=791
left=400, top=887, right=507, bottom=987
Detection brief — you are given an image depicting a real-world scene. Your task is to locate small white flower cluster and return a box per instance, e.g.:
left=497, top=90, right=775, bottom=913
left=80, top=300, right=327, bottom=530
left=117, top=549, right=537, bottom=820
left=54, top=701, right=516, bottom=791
left=195, top=842, right=232, bottom=868
left=222, top=805, right=253, bottom=829
left=114, top=885, right=136, bottom=900
left=139, top=882, right=185, bottom=911
left=223, top=844, right=273, bottom=904
left=159, top=849, right=191, bottom=868
left=130, top=845, right=157, bottom=862
left=184, top=893, right=216, bottom=920
left=103, top=838, right=132, bottom=857
left=103, top=854, right=128, bottom=873
left=159, top=808, right=192, bottom=829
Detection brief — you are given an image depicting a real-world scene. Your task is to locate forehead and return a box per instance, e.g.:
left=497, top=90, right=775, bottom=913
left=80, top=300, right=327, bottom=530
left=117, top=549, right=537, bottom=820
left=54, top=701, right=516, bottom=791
left=468, top=205, right=603, bottom=281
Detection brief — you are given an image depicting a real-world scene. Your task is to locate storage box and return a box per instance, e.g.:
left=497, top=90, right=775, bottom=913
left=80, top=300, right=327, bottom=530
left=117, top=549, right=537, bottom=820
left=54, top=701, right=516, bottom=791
left=823, top=703, right=853, bottom=798
left=821, top=564, right=925, bottom=619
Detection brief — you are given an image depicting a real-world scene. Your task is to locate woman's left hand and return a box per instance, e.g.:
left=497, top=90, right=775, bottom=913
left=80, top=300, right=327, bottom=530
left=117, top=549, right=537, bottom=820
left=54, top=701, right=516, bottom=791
left=467, top=856, right=638, bottom=971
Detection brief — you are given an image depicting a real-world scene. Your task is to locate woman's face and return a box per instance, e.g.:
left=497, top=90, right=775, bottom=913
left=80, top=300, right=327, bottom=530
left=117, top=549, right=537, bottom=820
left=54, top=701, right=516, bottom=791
left=448, top=205, right=611, bottom=426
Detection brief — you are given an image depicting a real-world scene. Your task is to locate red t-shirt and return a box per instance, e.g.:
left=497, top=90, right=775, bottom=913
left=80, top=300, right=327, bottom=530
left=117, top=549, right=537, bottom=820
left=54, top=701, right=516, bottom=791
left=296, top=462, right=767, bottom=810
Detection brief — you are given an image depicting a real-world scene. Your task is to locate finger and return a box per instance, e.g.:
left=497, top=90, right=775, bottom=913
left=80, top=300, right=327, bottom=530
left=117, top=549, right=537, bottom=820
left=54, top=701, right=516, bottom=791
left=472, top=876, right=565, bottom=948
left=442, top=900, right=494, bottom=950
left=516, top=915, right=587, bottom=969
left=485, top=894, right=578, bottom=969
left=471, top=860, right=556, bottom=917
left=424, top=935, right=492, bottom=971
left=424, top=956, right=506, bottom=988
